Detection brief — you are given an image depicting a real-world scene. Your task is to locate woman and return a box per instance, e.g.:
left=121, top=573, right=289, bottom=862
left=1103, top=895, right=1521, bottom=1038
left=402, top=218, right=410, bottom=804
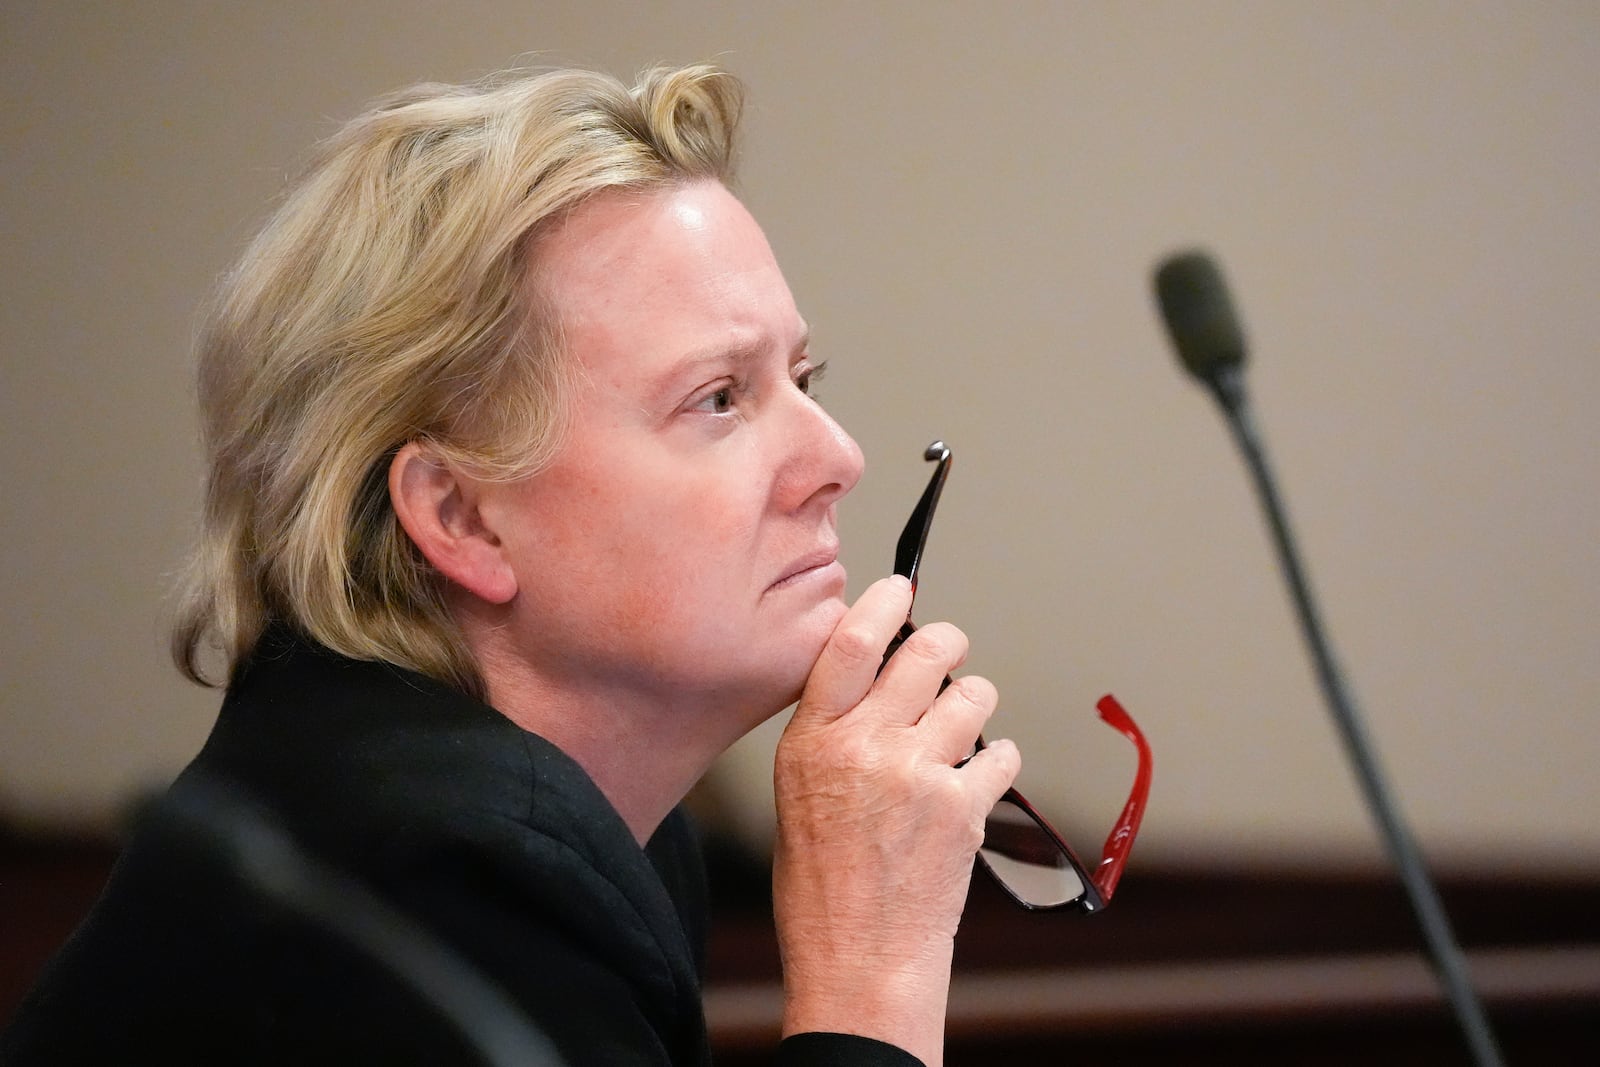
left=2, top=63, right=1017, bottom=1067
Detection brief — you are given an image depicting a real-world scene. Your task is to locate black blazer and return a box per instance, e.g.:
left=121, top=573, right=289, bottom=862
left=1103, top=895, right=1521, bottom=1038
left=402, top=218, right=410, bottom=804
left=2, top=629, right=918, bottom=1066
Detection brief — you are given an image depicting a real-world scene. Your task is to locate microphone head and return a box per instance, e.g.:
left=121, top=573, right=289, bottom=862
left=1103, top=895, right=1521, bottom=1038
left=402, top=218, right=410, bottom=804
left=1153, top=250, right=1247, bottom=383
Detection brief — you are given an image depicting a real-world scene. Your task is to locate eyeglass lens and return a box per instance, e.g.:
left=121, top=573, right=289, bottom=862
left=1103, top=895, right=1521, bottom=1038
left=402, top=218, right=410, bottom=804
left=978, top=797, right=1088, bottom=909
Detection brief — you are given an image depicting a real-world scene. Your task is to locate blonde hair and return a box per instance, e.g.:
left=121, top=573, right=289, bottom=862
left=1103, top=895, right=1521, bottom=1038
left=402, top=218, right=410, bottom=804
left=172, top=64, right=743, bottom=698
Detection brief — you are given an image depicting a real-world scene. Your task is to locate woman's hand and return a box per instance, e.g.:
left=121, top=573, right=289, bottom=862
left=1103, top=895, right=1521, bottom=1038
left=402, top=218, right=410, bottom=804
left=773, top=575, right=1021, bottom=1067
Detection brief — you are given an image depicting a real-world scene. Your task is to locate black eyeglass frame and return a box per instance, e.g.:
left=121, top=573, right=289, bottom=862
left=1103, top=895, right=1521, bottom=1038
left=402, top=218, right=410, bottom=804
left=878, top=441, right=1152, bottom=913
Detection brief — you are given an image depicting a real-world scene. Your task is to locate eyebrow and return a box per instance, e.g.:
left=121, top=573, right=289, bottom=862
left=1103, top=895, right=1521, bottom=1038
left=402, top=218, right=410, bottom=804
left=650, top=323, right=813, bottom=398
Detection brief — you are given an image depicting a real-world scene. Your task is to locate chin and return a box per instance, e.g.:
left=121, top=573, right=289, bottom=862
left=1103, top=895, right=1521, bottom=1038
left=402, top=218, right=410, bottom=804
left=710, top=596, right=847, bottom=720
left=782, top=605, right=849, bottom=698
left=744, top=652, right=814, bottom=714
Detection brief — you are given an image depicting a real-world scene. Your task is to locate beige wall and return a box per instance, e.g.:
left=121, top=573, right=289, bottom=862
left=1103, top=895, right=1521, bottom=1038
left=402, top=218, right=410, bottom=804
left=3, top=2, right=1596, bottom=874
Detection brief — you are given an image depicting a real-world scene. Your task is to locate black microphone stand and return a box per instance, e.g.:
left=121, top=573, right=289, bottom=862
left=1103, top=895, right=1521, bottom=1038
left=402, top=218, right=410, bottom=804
left=1204, top=364, right=1504, bottom=1067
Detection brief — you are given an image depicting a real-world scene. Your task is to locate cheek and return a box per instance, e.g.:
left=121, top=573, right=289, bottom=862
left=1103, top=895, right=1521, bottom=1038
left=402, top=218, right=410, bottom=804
left=502, top=468, right=759, bottom=635
left=623, top=497, right=762, bottom=640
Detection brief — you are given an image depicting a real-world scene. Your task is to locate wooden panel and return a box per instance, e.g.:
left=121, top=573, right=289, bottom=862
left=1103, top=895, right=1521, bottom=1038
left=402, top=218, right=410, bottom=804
left=6, top=825, right=1598, bottom=1061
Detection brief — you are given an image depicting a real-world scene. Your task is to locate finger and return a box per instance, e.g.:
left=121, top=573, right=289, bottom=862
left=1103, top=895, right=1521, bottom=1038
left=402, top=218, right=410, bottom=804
left=794, top=576, right=913, bottom=725
left=915, top=674, right=998, bottom=766
left=959, top=737, right=1023, bottom=812
left=870, top=621, right=969, bottom=728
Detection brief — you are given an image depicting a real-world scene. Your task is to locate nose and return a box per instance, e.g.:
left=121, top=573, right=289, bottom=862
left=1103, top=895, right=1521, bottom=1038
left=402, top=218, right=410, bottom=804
left=779, top=391, right=864, bottom=514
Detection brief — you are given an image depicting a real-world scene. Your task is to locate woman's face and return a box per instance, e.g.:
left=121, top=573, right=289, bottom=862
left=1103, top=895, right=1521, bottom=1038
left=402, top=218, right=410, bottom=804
left=478, top=180, right=864, bottom=720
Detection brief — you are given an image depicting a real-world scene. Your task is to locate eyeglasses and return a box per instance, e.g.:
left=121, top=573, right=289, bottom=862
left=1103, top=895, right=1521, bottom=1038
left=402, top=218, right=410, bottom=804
left=880, top=441, right=1153, bottom=912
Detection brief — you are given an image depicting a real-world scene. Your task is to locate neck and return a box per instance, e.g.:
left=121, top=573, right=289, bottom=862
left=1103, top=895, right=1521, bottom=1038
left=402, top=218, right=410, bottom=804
left=464, top=622, right=763, bottom=846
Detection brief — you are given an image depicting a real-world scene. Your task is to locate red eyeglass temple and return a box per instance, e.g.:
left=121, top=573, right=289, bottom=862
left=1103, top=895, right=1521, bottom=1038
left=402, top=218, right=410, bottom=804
left=1090, top=694, right=1153, bottom=903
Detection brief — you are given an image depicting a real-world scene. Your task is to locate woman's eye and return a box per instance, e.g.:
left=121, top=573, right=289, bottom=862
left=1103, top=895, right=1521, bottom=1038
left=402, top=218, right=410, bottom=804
left=796, top=360, right=828, bottom=397
left=697, top=387, right=734, bottom=414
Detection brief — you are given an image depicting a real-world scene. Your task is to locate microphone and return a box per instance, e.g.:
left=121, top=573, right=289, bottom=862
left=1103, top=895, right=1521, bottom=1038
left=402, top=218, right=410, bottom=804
left=1154, top=251, right=1247, bottom=384
left=1151, top=250, right=1504, bottom=1067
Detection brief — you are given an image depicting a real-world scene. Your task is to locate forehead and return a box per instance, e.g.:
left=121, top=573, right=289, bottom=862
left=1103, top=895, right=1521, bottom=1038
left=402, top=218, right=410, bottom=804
left=526, top=180, right=802, bottom=385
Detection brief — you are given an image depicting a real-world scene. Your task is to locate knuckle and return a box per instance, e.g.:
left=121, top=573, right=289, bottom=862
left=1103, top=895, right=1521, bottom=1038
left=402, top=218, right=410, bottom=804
left=995, top=752, right=1021, bottom=789
left=980, top=743, right=1023, bottom=795
left=948, top=674, right=998, bottom=713
left=966, top=809, right=989, bottom=850
left=899, top=622, right=968, bottom=670
left=932, top=772, right=968, bottom=809
left=829, top=623, right=882, bottom=669
left=834, top=732, right=881, bottom=773
left=939, top=781, right=989, bottom=852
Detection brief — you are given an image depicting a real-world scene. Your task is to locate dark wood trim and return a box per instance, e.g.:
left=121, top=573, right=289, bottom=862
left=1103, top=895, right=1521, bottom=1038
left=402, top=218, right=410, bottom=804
left=7, top=825, right=1598, bottom=1061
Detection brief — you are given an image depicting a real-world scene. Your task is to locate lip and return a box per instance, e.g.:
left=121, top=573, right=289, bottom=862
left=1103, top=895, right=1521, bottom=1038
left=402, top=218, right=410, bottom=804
left=770, top=544, right=842, bottom=590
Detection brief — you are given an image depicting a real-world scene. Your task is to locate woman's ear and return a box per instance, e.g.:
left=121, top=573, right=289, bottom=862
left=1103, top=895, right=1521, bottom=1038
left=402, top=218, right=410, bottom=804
left=388, top=442, right=518, bottom=605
